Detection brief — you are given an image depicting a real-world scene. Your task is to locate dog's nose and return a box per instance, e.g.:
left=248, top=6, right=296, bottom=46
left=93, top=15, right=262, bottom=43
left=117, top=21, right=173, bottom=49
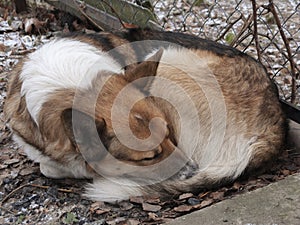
left=137, top=145, right=162, bottom=160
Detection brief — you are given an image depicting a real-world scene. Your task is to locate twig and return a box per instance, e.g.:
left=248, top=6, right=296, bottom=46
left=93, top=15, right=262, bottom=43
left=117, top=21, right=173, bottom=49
left=233, top=31, right=253, bottom=49
left=230, top=14, right=253, bottom=47
left=0, top=183, right=30, bottom=205
left=268, top=0, right=298, bottom=103
left=30, top=184, right=76, bottom=193
left=0, top=183, right=77, bottom=205
left=216, top=14, right=242, bottom=42
left=0, top=205, right=16, bottom=214
left=251, top=0, right=262, bottom=64
left=199, top=191, right=210, bottom=198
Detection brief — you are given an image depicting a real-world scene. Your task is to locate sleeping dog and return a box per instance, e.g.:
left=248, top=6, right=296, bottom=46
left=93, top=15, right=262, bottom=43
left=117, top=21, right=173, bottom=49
left=4, top=29, right=287, bottom=202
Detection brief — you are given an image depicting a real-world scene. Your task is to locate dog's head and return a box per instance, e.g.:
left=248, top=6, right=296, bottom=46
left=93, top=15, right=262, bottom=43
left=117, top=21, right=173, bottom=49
left=61, top=49, right=181, bottom=176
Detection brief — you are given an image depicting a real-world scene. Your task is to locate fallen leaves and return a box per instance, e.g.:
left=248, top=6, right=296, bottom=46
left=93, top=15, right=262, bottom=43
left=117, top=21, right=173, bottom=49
left=90, top=202, right=111, bottom=215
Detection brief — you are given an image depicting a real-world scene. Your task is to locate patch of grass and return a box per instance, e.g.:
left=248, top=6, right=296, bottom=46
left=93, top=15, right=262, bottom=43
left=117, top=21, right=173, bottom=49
left=225, top=32, right=235, bottom=45
left=193, top=0, right=206, bottom=6
left=62, top=212, right=79, bottom=224
left=266, top=14, right=275, bottom=24
left=16, top=215, right=25, bottom=224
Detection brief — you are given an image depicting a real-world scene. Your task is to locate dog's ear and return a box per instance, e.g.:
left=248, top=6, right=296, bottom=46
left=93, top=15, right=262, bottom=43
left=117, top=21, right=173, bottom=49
left=124, top=48, right=163, bottom=91
left=61, top=108, right=108, bottom=161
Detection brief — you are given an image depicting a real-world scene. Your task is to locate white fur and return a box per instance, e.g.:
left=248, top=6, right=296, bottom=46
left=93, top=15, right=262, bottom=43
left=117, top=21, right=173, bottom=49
left=39, top=158, right=94, bottom=179
left=13, top=134, right=47, bottom=163
left=13, top=134, right=93, bottom=179
left=84, top=178, right=143, bottom=202
left=20, top=38, right=123, bottom=124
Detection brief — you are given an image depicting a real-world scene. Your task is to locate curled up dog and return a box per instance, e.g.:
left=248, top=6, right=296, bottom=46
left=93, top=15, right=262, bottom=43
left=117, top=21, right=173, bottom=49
left=4, top=29, right=287, bottom=202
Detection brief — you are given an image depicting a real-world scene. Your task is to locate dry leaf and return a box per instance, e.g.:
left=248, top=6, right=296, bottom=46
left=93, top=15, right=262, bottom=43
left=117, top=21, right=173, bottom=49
left=0, top=164, right=8, bottom=169
left=95, top=209, right=110, bottom=215
left=145, top=196, right=160, bottom=204
left=199, top=199, right=214, bottom=208
left=210, top=191, right=224, bottom=200
left=18, top=149, right=28, bottom=156
left=0, top=154, right=11, bottom=161
left=19, top=167, right=36, bottom=176
left=3, top=8, right=8, bottom=21
left=178, top=193, right=193, bottom=200
left=107, top=217, right=126, bottom=225
left=24, top=18, right=47, bottom=34
left=232, top=181, right=243, bottom=190
left=142, top=202, right=161, bottom=212
left=127, top=219, right=140, bottom=225
left=119, top=201, right=134, bottom=211
left=90, top=201, right=111, bottom=214
left=173, top=204, right=193, bottom=212
left=148, top=212, right=158, bottom=220
left=258, top=174, right=274, bottom=181
left=281, top=169, right=291, bottom=176
left=4, top=158, right=20, bottom=165
left=90, top=201, right=105, bottom=209
left=0, top=43, right=5, bottom=52
left=130, top=196, right=144, bottom=204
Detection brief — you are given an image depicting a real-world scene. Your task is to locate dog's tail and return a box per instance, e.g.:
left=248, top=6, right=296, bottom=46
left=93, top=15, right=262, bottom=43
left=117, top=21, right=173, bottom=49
left=83, top=135, right=283, bottom=202
left=84, top=178, right=145, bottom=202
left=83, top=167, right=237, bottom=203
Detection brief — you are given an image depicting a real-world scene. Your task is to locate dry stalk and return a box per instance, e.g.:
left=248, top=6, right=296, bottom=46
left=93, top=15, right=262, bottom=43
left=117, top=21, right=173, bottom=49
left=216, top=14, right=242, bottom=42
left=72, top=0, right=105, bottom=31
left=267, top=0, right=298, bottom=103
left=230, top=14, right=253, bottom=47
left=251, top=0, right=262, bottom=64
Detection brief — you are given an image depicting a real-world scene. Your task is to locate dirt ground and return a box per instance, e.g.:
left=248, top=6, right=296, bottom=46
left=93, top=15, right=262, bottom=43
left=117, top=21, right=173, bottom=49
left=0, top=1, right=300, bottom=225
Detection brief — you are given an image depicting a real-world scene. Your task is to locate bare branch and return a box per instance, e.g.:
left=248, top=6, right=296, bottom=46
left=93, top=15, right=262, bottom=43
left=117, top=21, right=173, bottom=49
left=251, top=0, right=262, bottom=63
left=268, top=0, right=298, bottom=103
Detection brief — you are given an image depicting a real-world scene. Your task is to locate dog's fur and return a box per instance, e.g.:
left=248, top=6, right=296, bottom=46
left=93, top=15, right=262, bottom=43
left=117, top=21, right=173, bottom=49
left=4, top=29, right=287, bottom=202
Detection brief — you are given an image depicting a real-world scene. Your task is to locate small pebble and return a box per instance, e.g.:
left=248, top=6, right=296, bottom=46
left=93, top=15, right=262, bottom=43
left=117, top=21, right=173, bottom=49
left=187, top=197, right=200, bottom=206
